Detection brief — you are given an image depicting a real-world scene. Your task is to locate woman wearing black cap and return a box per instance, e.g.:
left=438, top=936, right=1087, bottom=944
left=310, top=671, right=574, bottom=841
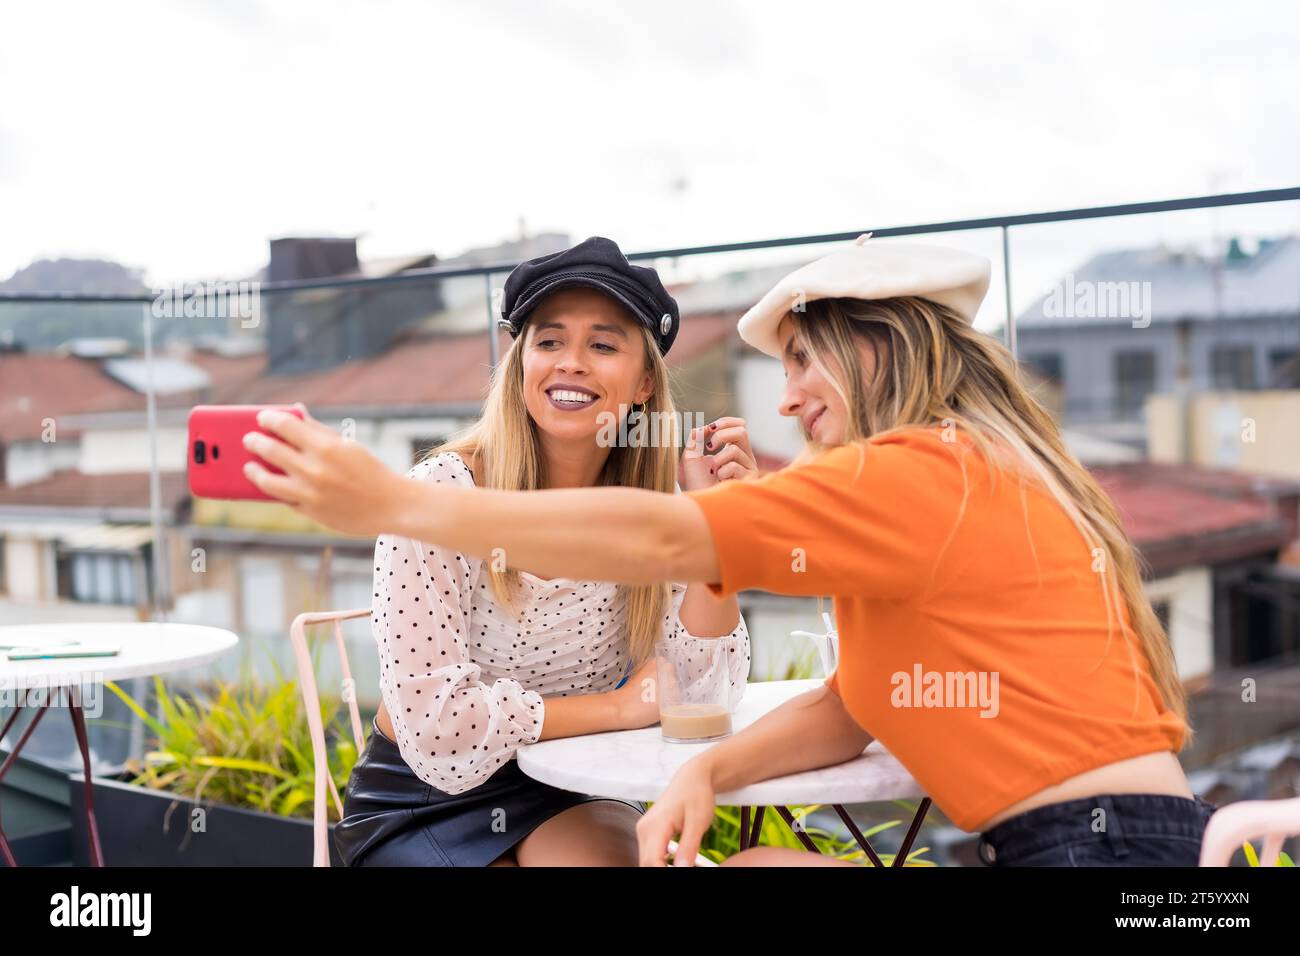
left=306, top=238, right=753, bottom=866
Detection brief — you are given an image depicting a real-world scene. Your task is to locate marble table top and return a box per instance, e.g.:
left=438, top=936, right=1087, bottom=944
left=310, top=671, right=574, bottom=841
left=0, top=622, right=239, bottom=691
left=517, top=678, right=925, bottom=806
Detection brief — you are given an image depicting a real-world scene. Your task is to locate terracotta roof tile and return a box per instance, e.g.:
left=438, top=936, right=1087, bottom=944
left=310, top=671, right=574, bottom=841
left=0, top=353, right=141, bottom=441
left=0, top=468, right=190, bottom=512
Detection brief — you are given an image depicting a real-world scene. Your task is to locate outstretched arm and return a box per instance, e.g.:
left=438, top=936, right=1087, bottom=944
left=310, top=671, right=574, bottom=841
left=242, top=406, right=721, bottom=586
left=397, top=483, right=718, bottom=585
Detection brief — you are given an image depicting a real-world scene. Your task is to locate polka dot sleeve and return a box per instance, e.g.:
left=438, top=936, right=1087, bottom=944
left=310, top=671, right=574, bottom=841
left=372, top=454, right=545, bottom=795
left=659, top=582, right=751, bottom=711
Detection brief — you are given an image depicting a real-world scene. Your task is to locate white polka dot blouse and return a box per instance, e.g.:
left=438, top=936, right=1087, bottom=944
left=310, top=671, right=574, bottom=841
left=372, top=452, right=751, bottom=794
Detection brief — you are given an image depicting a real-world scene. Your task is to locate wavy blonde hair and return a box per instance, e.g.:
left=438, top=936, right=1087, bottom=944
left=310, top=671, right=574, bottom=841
left=422, top=322, right=677, bottom=666
left=788, top=295, right=1190, bottom=742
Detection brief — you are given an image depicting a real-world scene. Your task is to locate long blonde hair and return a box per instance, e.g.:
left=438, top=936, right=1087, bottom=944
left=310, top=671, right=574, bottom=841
left=790, top=295, right=1190, bottom=742
left=423, top=323, right=677, bottom=666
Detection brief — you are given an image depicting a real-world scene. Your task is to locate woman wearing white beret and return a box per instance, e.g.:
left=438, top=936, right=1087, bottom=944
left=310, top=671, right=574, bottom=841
left=242, top=234, right=1212, bottom=867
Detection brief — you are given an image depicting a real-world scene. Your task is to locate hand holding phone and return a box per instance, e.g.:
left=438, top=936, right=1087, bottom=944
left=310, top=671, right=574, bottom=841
left=188, top=404, right=305, bottom=501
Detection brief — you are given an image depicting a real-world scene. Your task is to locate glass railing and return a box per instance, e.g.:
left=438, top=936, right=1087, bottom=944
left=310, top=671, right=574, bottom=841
left=2, top=186, right=1299, bottom=774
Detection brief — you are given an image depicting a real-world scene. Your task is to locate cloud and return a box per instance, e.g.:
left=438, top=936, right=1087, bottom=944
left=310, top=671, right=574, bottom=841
left=0, top=0, right=1296, bottom=286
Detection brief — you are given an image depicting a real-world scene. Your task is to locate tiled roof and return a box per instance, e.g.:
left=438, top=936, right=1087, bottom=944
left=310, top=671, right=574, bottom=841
left=0, top=468, right=190, bottom=515
left=1092, top=466, right=1281, bottom=543
left=0, top=352, right=142, bottom=441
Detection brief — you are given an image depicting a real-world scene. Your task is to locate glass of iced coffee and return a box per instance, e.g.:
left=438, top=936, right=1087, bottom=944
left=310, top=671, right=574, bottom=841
left=655, top=637, right=734, bottom=743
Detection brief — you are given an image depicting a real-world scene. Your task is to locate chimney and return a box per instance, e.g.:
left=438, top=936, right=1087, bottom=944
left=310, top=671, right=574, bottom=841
left=268, top=237, right=360, bottom=282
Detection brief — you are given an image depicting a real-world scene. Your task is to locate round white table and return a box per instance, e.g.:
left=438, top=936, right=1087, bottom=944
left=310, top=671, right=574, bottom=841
left=0, top=622, right=240, bottom=867
left=517, top=678, right=933, bottom=864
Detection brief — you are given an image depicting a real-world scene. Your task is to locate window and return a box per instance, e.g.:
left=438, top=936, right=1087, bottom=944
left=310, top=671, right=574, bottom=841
left=1114, top=350, right=1156, bottom=416
left=1267, top=348, right=1298, bottom=387
left=58, top=551, right=138, bottom=605
left=1210, top=345, right=1256, bottom=390
left=1024, top=352, right=1063, bottom=386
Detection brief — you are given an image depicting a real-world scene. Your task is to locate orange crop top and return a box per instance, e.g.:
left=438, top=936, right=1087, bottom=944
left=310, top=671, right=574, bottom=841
left=687, top=425, right=1187, bottom=831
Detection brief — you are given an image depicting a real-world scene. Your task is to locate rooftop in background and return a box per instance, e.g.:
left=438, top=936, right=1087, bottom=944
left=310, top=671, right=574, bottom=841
left=0, top=468, right=189, bottom=521
left=1091, top=461, right=1299, bottom=576
left=0, top=350, right=140, bottom=442
left=1017, top=235, right=1300, bottom=328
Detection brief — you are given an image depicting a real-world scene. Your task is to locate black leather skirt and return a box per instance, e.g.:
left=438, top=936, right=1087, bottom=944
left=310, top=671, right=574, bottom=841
left=333, top=718, right=646, bottom=866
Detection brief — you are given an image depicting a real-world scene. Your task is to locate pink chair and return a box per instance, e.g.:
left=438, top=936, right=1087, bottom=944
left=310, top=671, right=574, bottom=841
left=1200, top=797, right=1300, bottom=866
left=288, top=607, right=372, bottom=868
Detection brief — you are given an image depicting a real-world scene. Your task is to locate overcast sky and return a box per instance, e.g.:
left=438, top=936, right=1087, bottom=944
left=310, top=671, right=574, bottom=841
left=2, top=0, right=1298, bottom=316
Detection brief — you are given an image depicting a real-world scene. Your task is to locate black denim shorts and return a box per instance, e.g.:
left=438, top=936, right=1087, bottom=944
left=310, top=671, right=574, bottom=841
left=333, top=718, right=646, bottom=867
left=976, top=793, right=1218, bottom=867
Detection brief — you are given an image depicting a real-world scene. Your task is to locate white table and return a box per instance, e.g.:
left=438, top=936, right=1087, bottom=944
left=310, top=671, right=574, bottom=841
left=517, top=678, right=933, bottom=864
left=0, top=622, right=240, bottom=867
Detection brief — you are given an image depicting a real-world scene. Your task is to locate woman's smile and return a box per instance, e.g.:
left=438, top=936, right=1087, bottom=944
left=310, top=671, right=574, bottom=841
left=545, top=383, right=600, bottom=411
left=804, top=406, right=827, bottom=438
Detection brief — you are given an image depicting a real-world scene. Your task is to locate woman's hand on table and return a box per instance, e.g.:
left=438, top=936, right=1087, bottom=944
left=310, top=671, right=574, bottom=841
left=680, top=417, right=759, bottom=492
left=241, top=404, right=410, bottom=537
left=636, top=757, right=718, bottom=866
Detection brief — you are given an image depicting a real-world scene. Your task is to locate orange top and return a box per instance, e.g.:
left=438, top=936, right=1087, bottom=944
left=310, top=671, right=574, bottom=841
left=687, top=425, right=1186, bottom=831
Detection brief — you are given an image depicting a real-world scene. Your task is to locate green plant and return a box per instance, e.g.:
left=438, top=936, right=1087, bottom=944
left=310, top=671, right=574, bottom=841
left=757, top=642, right=823, bottom=683
left=104, top=673, right=358, bottom=821
left=1242, top=842, right=1295, bottom=866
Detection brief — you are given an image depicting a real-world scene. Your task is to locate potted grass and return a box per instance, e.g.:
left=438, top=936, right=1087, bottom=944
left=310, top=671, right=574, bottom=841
left=68, top=674, right=357, bottom=866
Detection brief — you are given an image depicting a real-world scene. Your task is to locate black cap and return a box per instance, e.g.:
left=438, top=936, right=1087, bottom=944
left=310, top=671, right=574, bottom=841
left=499, top=236, right=680, bottom=355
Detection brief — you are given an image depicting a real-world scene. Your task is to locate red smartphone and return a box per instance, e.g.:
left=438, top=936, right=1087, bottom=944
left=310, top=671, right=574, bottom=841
left=187, top=404, right=305, bottom=501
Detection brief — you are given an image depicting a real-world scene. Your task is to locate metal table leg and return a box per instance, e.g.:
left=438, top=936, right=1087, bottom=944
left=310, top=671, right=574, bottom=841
left=68, top=701, right=105, bottom=866
left=738, top=797, right=932, bottom=866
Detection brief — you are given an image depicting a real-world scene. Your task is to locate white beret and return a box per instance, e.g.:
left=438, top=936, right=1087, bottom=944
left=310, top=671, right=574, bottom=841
left=736, top=234, right=992, bottom=358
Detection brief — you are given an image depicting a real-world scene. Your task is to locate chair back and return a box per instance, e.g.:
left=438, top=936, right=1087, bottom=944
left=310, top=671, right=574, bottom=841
left=288, top=607, right=372, bottom=867
left=1200, top=797, right=1300, bottom=866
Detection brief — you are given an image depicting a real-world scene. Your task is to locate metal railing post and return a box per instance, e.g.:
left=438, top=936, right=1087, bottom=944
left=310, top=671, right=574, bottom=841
left=1002, top=225, right=1016, bottom=358
left=485, top=272, right=500, bottom=369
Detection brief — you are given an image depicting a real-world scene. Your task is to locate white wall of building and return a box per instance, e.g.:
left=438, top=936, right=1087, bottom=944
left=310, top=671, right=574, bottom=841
left=357, top=415, right=473, bottom=473
left=5, top=437, right=82, bottom=485
left=80, top=426, right=189, bottom=474
left=736, top=354, right=805, bottom=459
left=2, top=536, right=50, bottom=602
left=1146, top=566, right=1214, bottom=682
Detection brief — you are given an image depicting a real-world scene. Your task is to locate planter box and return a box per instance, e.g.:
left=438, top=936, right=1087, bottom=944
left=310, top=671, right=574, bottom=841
left=68, top=773, right=344, bottom=867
